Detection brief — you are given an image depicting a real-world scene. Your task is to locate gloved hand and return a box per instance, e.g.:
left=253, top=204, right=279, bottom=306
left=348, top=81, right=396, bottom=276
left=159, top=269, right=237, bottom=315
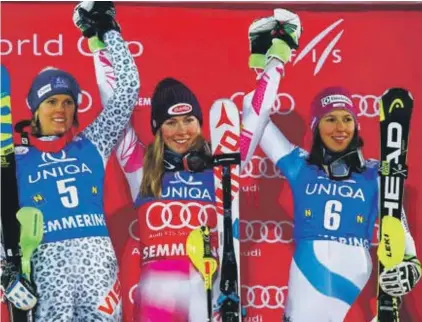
left=273, top=9, right=302, bottom=50
left=248, top=15, right=277, bottom=69
left=248, top=9, right=302, bottom=69
left=380, top=255, right=422, bottom=297
left=73, top=1, right=120, bottom=42
left=1, top=261, right=37, bottom=311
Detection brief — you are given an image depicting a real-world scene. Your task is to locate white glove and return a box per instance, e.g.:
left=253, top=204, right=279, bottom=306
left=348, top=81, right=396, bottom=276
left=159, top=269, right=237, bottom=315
left=266, top=9, right=302, bottom=64
left=380, top=256, right=421, bottom=297
left=273, top=9, right=302, bottom=49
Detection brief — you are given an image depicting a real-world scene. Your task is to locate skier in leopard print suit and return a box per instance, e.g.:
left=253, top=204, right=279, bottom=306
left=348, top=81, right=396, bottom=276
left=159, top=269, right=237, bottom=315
left=10, top=2, right=139, bottom=321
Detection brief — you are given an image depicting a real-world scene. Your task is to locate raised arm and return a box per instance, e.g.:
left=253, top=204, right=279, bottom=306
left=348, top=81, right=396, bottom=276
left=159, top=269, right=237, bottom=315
left=91, top=33, right=143, bottom=202
left=240, top=9, right=301, bottom=170
left=115, top=127, right=144, bottom=202
left=74, top=2, right=140, bottom=161
left=83, top=30, right=139, bottom=160
left=241, top=60, right=296, bottom=166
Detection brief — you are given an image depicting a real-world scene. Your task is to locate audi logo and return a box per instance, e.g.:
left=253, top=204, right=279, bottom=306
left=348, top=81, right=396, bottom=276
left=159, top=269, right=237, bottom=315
left=351, top=94, right=380, bottom=118
left=230, top=92, right=295, bottom=116
left=146, top=201, right=217, bottom=231
left=241, top=156, right=284, bottom=179
left=240, top=220, right=294, bottom=244
left=242, top=285, right=288, bottom=309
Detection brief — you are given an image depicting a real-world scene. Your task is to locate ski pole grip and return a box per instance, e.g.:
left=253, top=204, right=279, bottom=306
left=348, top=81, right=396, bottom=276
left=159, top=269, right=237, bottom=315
left=16, top=207, right=44, bottom=278
left=213, top=153, right=241, bottom=166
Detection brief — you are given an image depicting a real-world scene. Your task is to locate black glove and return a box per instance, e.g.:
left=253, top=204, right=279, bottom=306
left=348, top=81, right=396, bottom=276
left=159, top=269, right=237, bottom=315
left=248, top=9, right=302, bottom=68
left=73, top=1, right=120, bottom=41
left=249, top=17, right=277, bottom=55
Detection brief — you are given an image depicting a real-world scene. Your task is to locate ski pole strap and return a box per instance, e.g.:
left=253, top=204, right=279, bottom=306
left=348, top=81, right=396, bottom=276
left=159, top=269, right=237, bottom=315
left=217, top=292, right=246, bottom=319
left=217, top=292, right=240, bottom=306
left=14, top=120, right=31, bottom=146
left=213, top=153, right=241, bottom=167
left=201, top=226, right=213, bottom=258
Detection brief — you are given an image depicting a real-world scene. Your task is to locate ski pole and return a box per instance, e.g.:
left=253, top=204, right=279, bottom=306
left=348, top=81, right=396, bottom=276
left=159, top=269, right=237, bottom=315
left=16, top=207, right=44, bottom=322
left=186, top=226, right=218, bottom=321
left=16, top=207, right=44, bottom=279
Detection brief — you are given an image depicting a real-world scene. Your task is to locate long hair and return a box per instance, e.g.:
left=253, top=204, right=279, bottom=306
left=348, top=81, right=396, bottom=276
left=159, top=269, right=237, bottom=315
left=307, top=128, right=365, bottom=172
left=140, top=131, right=166, bottom=198
left=140, top=130, right=208, bottom=198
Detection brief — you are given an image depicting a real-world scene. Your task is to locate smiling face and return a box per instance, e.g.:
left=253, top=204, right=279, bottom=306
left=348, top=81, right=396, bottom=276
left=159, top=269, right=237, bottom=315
left=35, top=94, right=76, bottom=136
left=160, top=115, right=201, bottom=154
left=318, top=109, right=356, bottom=152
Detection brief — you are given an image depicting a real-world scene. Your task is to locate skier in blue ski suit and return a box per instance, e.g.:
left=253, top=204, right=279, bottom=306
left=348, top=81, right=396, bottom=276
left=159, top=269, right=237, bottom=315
left=242, top=9, right=421, bottom=322
left=5, top=2, right=139, bottom=321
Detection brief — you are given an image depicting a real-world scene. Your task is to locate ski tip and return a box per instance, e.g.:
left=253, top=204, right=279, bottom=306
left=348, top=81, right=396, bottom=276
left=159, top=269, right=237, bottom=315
left=381, top=88, right=413, bottom=102
left=1, top=64, right=9, bottom=74
left=380, top=87, right=413, bottom=122
left=210, top=98, right=239, bottom=112
left=1, top=65, right=11, bottom=95
left=209, top=98, right=240, bottom=132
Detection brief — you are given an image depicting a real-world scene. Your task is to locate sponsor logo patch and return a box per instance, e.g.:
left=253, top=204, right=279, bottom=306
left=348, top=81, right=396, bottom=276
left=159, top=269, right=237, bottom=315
left=168, top=103, right=192, bottom=115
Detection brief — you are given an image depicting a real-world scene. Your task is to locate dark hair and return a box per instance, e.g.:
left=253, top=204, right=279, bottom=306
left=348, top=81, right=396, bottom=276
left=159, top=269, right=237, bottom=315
left=306, top=128, right=366, bottom=173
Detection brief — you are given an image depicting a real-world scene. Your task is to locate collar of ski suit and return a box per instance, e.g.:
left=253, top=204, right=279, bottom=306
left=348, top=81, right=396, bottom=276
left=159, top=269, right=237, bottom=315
left=18, top=123, right=78, bottom=153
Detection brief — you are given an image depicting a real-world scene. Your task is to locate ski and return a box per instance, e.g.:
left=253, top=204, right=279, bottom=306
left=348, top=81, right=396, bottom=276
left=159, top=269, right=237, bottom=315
left=1, top=65, right=29, bottom=322
left=210, top=99, right=242, bottom=321
left=377, top=88, right=413, bottom=322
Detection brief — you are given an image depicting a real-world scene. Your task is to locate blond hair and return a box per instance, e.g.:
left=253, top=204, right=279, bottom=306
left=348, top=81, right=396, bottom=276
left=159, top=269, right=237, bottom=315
left=140, top=131, right=208, bottom=198
left=140, top=131, right=166, bottom=198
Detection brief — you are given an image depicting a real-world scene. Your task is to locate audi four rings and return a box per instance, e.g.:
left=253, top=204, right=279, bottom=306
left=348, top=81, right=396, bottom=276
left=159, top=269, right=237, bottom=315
left=242, top=285, right=288, bottom=309
left=241, top=220, right=293, bottom=244
left=145, top=202, right=217, bottom=231
left=241, top=156, right=284, bottom=179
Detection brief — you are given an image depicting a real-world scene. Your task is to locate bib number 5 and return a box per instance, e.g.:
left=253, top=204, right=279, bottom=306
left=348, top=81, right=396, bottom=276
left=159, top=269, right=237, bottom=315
left=57, top=178, right=79, bottom=208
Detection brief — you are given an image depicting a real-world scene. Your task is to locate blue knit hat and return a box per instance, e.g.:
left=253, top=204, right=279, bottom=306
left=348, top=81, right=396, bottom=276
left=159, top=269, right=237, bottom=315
left=27, top=68, right=81, bottom=113
left=151, top=78, right=203, bottom=134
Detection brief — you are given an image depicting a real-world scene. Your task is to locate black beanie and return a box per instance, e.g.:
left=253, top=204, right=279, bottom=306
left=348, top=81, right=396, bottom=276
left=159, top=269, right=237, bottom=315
left=150, top=78, right=203, bottom=134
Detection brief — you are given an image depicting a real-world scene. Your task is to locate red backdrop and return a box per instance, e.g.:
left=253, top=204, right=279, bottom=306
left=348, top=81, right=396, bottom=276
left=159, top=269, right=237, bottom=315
left=1, top=2, right=422, bottom=322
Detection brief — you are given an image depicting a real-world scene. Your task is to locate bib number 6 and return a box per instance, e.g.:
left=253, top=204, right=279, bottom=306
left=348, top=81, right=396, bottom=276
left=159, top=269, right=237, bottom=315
left=57, top=178, right=79, bottom=208
left=323, top=200, right=342, bottom=231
